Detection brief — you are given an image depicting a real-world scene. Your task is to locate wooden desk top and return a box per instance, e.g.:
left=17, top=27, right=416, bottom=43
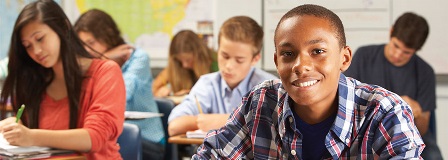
left=168, top=134, right=204, bottom=145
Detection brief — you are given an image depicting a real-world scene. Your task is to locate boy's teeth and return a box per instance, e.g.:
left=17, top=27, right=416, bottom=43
left=298, top=80, right=317, bottom=87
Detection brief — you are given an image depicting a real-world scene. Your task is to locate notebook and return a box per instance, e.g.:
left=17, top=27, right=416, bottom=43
left=0, top=134, right=51, bottom=158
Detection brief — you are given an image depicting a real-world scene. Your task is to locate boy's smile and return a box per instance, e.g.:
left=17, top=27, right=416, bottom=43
left=274, top=15, right=352, bottom=114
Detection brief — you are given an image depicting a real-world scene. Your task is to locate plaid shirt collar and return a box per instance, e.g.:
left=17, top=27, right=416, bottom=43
left=278, top=73, right=354, bottom=149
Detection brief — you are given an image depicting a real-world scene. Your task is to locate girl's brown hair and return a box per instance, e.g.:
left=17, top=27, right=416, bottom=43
left=74, top=9, right=125, bottom=50
left=167, top=30, right=214, bottom=92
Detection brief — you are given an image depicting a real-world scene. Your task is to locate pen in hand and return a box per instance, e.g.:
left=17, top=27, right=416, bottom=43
left=15, top=104, right=25, bottom=123
left=194, top=95, right=203, bottom=114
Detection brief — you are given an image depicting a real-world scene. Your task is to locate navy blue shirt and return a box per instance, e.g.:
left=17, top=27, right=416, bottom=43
left=292, top=103, right=336, bottom=160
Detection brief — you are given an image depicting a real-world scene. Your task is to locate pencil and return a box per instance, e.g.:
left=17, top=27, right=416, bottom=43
left=194, top=95, right=203, bottom=114
left=16, top=104, right=25, bottom=123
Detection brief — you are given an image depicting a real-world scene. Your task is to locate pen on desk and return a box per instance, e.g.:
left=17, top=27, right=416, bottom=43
left=194, top=95, right=203, bottom=114
left=16, top=104, right=25, bottom=123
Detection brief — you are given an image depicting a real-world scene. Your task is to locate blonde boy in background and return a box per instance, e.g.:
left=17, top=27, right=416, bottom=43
left=168, top=16, right=277, bottom=136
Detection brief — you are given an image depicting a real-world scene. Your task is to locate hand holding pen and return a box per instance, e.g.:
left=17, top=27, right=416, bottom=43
left=0, top=104, right=34, bottom=146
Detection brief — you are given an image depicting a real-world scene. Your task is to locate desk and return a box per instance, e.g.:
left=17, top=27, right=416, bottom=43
left=168, top=134, right=204, bottom=145
left=44, top=155, right=85, bottom=160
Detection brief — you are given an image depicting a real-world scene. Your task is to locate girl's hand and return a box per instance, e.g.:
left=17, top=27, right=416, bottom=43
left=0, top=117, right=19, bottom=130
left=104, top=44, right=134, bottom=66
left=1, top=121, right=34, bottom=146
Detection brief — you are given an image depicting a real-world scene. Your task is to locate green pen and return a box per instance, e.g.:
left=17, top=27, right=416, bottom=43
left=16, top=104, right=25, bottom=123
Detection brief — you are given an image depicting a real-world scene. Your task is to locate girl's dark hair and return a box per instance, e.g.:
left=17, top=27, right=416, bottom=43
left=0, top=0, right=93, bottom=129
left=74, top=9, right=125, bottom=50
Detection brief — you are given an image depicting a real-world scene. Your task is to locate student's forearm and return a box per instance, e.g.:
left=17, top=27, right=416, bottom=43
left=152, top=69, right=168, bottom=93
left=415, top=111, right=430, bottom=135
left=168, top=116, right=198, bottom=136
left=196, top=114, right=230, bottom=132
left=30, top=129, right=91, bottom=152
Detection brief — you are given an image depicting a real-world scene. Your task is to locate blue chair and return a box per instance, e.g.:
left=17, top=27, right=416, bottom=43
left=118, top=123, right=142, bottom=160
left=155, top=98, right=178, bottom=160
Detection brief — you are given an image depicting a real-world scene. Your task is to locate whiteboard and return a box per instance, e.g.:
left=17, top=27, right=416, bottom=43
left=262, top=0, right=448, bottom=74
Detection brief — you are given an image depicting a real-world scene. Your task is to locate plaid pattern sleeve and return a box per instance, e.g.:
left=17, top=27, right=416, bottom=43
left=193, top=79, right=285, bottom=159
left=192, top=74, right=424, bottom=160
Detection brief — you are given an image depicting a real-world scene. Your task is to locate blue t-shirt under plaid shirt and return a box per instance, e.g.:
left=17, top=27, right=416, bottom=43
left=193, top=73, right=424, bottom=159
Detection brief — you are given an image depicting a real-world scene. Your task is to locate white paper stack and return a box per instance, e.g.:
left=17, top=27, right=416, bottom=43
left=186, top=129, right=207, bottom=139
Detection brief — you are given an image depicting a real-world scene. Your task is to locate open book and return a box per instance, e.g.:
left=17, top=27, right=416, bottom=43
left=0, top=134, right=51, bottom=158
left=186, top=129, right=207, bottom=139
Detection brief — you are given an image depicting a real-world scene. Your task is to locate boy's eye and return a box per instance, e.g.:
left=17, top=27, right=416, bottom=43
left=311, top=49, right=324, bottom=55
left=281, top=51, right=293, bottom=56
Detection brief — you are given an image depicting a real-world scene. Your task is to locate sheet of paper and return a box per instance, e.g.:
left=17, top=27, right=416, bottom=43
left=186, top=129, right=207, bottom=139
left=125, top=111, right=163, bottom=119
left=0, top=134, right=50, bottom=154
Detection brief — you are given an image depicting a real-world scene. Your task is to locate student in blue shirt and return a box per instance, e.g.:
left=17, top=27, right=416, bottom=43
left=74, top=9, right=165, bottom=160
left=168, top=16, right=277, bottom=136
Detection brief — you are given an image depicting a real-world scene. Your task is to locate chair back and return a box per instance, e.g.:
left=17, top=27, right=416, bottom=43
left=118, top=123, right=142, bottom=160
left=429, top=110, right=437, bottom=140
left=155, top=98, right=178, bottom=160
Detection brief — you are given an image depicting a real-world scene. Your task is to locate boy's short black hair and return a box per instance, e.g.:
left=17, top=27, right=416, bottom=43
left=391, top=12, right=429, bottom=50
left=275, top=4, right=346, bottom=48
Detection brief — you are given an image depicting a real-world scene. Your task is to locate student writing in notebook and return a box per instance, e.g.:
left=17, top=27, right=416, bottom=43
left=344, top=12, right=442, bottom=159
left=74, top=9, right=165, bottom=160
left=0, top=0, right=125, bottom=159
left=193, top=4, right=424, bottom=159
left=153, top=30, right=218, bottom=97
left=168, top=16, right=277, bottom=136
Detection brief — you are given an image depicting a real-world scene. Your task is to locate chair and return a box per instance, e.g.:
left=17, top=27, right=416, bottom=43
left=155, top=98, right=179, bottom=160
left=429, top=110, right=436, bottom=140
left=118, top=123, right=142, bottom=160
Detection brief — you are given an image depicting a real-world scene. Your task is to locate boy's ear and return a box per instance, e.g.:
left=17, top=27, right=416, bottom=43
left=274, top=53, right=278, bottom=67
left=251, top=53, right=261, bottom=65
left=340, top=46, right=352, bottom=72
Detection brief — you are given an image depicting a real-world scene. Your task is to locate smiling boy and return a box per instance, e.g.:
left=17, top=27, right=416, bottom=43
left=193, top=4, right=424, bottom=159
